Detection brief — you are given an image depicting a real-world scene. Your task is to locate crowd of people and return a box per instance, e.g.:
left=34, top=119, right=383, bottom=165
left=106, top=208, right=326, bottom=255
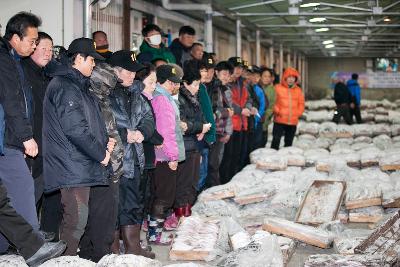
left=0, top=11, right=305, bottom=265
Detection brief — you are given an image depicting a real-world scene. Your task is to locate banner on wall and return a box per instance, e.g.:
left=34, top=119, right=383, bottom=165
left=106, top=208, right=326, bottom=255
left=331, top=71, right=400, bottom=89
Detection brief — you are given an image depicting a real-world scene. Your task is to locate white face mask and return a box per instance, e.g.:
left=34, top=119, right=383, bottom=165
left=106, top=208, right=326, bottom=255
left=148, top=34, right=162, bottom=46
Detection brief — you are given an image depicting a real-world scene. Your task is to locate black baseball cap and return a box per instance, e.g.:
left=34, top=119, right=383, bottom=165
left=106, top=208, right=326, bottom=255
left=202, top=53, right=216, bottom=68
left=156, top=64, right=182, bottom=83
left=68, top=37, right=104, bottom=60
left=228, top=56, right=244, bottom=67
left=107, top=50, right=145, bottom=72
left=248, top=65, right=261, bottom=74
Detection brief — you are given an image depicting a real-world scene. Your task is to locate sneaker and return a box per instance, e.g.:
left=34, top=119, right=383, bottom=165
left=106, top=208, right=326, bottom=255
left=148, top=232, right=173, bottom=246
left=164, top=213, right=178, bottom=231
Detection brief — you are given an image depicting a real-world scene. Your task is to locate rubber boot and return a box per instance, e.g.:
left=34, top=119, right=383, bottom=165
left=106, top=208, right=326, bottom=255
left=121, top=225, right=155, bottom=259
left=174, top=207, right=185, bottom=218
left=110, top=230, right=120, bottom=254
left=184, top=204, right=192, bottom=217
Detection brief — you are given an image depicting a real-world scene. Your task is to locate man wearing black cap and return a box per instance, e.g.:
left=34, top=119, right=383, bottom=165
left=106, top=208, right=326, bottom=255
left=43, top=37, right=116, bottom=259
left=220, top=57, right=253, bottom=184
left=107, top=50, right=156, bottom=259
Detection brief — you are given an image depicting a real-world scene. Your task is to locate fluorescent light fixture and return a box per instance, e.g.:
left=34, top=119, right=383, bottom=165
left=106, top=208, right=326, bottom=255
left=322, top=40, right=333, bottom=45
left=309, top=17, right=326, bottom=23
left=315, top=27, right=329, bottom=32
left=325, top=44, right=335, bottom=48
left=300, top=2, right=320, bottom=7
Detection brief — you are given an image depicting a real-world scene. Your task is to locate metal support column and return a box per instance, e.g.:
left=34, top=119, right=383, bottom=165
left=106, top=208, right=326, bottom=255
left=293, top=51, right=297, bottom=69
left=205, top=10, right=213, bottom=52
left=83, top=0, right=91, bottom=38
left=256, top=30, right=261, bottom=65
left=287, top=48, right=291, bottom=67
left=279, top=44, right=283, bottom=76
left=269, top=42, right=274, bottom=69
left=236, top=19, right=242, bottom=57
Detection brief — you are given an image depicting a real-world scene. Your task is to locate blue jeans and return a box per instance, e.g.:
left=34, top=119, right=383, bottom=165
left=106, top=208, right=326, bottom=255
left=0, top=148, right=39, bottom=252
left=197, top=148, right=209, bottom=191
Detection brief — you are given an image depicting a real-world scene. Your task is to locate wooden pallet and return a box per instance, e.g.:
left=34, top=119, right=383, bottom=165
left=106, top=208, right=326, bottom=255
left=296, top=180, right=346, bottom=226
left=262, top=217, right=333, bottom=248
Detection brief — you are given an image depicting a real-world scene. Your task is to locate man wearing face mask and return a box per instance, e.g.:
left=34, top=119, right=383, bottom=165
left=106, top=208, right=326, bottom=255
left=140, top=24, right=176, bottom=64
left=93, top=31, right=112, bottom=59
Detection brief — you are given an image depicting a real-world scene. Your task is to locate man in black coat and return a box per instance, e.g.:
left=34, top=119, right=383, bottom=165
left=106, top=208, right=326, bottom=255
left=332, top=73, right=353, bottom=125
left=43, top=37, right=115, bottom=260
left=0, top=12, right=41, bottom=253
left=169, top=26, right=196, bottom=67
left=22, top=32, right=53, bottom=203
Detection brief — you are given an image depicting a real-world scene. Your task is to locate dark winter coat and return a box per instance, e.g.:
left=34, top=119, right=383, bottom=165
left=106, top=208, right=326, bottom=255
left=178, top=86, right=205, bottom=152
left=89, top=62, right=124, bottom=181
left=22, top=57, right=51, bottom=177
left=109, top=81, right=155, bottom=178
left=0, top=37, right=33, bottom=151
left=142, top=93, right=163, bottom=170
left=169, top=38, right=192, bottom=67
left=334, top=82, right=352, bottom=105
left=43, top=67, right=110, bottom=192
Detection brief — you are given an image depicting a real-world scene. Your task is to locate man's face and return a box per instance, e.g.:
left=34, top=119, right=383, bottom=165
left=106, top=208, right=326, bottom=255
left=232, top=66, right=243, bottom=79
left=250, top=73, right=261, bottom=84
left=286, top=76, right=296, bottom=87
left=207, top=68, right=215, bottom=81
left=12, top=27, right=38, bottom=57
left=179, top=33, right=195, bottom=48
left=117, top=68, right=135, bottom=87
left=75, top=55, right=95, bottom=77
left=191, top=45, right=203, bottom=60
left=216, top=70, right=231, bottom=85
left=94, top=32, right=108, bottom=49
left=30, top=38, right=53, bottom=67
left=261, top=71, right=272, bottom=86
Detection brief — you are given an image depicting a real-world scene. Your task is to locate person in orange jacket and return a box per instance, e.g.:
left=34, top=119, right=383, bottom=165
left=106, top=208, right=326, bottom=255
left=271, top=67, right=305, bottom=150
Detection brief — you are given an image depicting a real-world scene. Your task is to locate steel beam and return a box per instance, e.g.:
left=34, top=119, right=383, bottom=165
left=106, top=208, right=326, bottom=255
left=236, top=19, right=241, bottom=57
left=256, top=30, right=261, bottom=66
left=383, top=0, right=400, bottom=11
left=319, top=2, right=371, bottom=12
left=236, top=12, right=400, bottom=16
left=229, top=0, right=285, bottom=11
left=257, top=24, right=400, bottom=27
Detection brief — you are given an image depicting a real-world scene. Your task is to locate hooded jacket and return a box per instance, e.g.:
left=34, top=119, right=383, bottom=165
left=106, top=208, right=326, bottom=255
left=0, top=37, right=33, bottom=151
left=273, top=68, right=305, bottom=126
left=139, top=41, right=176, bottom=64
left=43, top=66, right=109, bottom=192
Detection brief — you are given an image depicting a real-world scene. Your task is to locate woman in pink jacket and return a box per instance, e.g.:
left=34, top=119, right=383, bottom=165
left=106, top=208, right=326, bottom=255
left=147, top=64, right=184, bottom=245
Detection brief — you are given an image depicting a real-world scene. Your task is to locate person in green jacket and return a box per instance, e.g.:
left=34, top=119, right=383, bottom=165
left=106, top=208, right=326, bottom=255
left=140, top=24, right=176, bottom=64
left=259, top=67, right=276, bottom=145
left=197, top=59, right=216, bottom=192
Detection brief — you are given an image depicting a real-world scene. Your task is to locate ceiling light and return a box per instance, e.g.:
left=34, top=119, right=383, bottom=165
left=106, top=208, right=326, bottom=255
left=315, top=27, right=329, bottom=32
left=322, top=40, right=333, bottom=45
left=300, top=2, right=321, bottom=8
left=384, top=17, right=391, bottom=22
left=325, top=44, right=335, bottom=48
left=309, top=17, right=326, bottom=23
